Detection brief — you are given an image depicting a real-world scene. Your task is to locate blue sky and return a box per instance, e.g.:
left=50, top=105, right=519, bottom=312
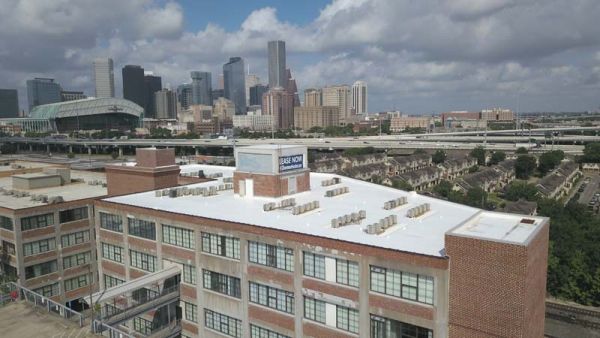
left=1, top=0, right=600, bottom=113
left=179, top=0, right=330, bottom=31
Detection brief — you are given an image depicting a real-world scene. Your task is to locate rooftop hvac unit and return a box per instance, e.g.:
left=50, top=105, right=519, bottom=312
left=406, top=203, right=431, bottom=218
left=383, top=196, right=408, bottom=210
left=198, top=170, right=205, bottom=178
left=169, top=188, right=178, bottom=198
left=223, top=177, right=233, bottom=183
left=155, top=190, right=162, bottom=197
left=162, top=189, right=170, bottom=196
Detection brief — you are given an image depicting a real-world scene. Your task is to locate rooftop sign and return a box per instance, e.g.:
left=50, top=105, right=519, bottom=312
left=279, top=155, right=303, bottom=172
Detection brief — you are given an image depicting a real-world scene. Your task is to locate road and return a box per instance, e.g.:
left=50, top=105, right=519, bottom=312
left=0, top=136, right=587, bottom=154
left=578, top=174, right=600, bottom=206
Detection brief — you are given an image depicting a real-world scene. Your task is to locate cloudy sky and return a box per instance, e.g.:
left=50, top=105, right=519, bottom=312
left=2, top=0, right=600, bottom=114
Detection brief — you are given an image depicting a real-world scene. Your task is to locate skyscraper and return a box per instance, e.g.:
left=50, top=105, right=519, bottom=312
left=262, top=87, right=294, bottom=129
left=191, top=71, right=212, bottom=106
left=268, top=40, right=286, bottom=88
left=249, top=84, right=268, bottom=106
left=144, top=74, right=162, bottom=118
left=223, top=57, right=246, bottom=115
left=154, top=89, right=177, bottom=120
left=0, top=89, right=19, bottom=118
left=304, top=88, right=322, bottom=107
left=285, top=68, right=300, bottom=107
left=322, top=85, right=352, bottom=122
left=122, top=65, right=146, bottom=107
left=245, top=74, right=259, bottom=106
left=26, top=78, right=62, bottom=111
left=177, top=84, right=193, bottom=111
left=93, top=58, right=115, bottom=98
left=352, top=80, right=368, bottom=114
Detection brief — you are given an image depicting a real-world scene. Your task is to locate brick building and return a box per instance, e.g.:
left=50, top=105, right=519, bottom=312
left=94, top=145, right=549, bottom=338
left=0, top=163, right=107, bottom=309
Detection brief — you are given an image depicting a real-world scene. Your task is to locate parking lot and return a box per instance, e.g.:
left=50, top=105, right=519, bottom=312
left=578, top=174, right=600, bottom=214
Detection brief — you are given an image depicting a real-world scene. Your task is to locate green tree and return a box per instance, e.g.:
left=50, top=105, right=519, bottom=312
left=465, top=187, right=488, bottom=208
left=447, top=190, right=465, bottom=204
left=515, top=155, right=537, bottom=179
left=392, top=179, right=413, bottom=191
left=413, top=148, right=427, bottom=155
left=110, top=151, right=119, bottom=160
left=433, top=180, right=453, bottom=198
left=538, top=150, right=565, bottom=175
left=505, top=181, right=538, bottom=201
left=470, top=146, right=486, bottom=165
left=343, top=147, right=376, bottom=156
left=468, top=165, right=479, bottom=173
left=431, top=150, right=446, bottom=164
left=489, top=151, right=506, bottom=165
left=149, top=127, right=172, bottom=139
left=580, top=142, right=600, bottom=163
left=515, top=147, right=528, bottom=154
left=67, top=152, right=75, bottom=159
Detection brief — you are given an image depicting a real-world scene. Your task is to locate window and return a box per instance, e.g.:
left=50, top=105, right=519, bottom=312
left=249, top=281, right=294, bottom=314
left=337, top=306, right=359, bottom=334
left=99, top=212, right=122, bottom=232
left=63, top=251, right=91, bottom=269
left=133, top=317, right=153, bottom=335
left=162, top=224, right=194, bottom=249
left=201, top=232, right=240, bottom=259
left=202, top=270, right=241, bottom=298
left=336, top=258, right=360, bottom=287
left=0, top=216, right=13, bottom=231
left=21, top=213, right=54, bottom=231
left=59, top=207, right=88, bottom=223
left=64, top=274, right=89, bottom=291
left=33, top=283, right=59, bottom=298
left=303, top=252, right=325, bottom=279
left=183, top=264, right=196, bottom=285
left=23, top=238, right=55, bottom=256
left=1, top=241, right=15, bottom=255
left=248, top=241, right=294, bottom=272
left=370, top=266, right=434, bottom=305
left=304, top=297, right=326, bottom=323
left=25, top=260, right=57, bottom=279
left=204, top=309, right=242, bottom=338
left=61, top=230, right=90, bottom=247
left=370, top=314, right=433, bottom=338
left=250, top=324, right=291, bottom=338
left=129, top=250, right=156, bottom=272
left=104, top=274, right=125, bottom=288
left=184, top=301, right=197, bottom=323
left=101, top=243, right=123, bottom=263
left=128, top=218, right=156, bottom=240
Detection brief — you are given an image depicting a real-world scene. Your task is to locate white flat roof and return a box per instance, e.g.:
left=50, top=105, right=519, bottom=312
left=104, top=165, right=546, bottom=257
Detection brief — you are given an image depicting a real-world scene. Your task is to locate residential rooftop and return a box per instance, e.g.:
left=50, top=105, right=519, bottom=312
left=104, top=164, right=548, bottom=257
left=0, top=169, right=107, bottom=209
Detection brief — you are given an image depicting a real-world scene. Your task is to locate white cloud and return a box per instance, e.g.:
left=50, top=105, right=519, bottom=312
left=0, top=0, right=599, bottom=113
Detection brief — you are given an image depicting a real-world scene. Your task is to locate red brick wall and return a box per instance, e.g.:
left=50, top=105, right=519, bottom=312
left=303, top=278, right=359, bottom=302
left=105, top=165, right=180, bottom=196
left=248, top=265, right=294, bottom=287
left=248, top=304, right=295, bottom=331
left=303, top=322, right=354, bottom=338
left=233, top=170, right=310, bottom=197
left=445, top=223, right=548, bottom=338
left=136, top=148, right=175, bottom=167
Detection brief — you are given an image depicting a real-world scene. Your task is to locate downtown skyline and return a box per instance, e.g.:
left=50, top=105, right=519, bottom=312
left=1, top=0, right=600, bottom=114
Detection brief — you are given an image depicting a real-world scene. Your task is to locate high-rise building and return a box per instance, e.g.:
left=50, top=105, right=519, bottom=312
left=223, top=57, right=246, bottom=115
left=177, top=84, right=193, bottom=111
left=93, top=58, right=115, bottom=98
left=0, top=89, right=19, bottom=118
left=122, top=65, right=145, bottom=108
left=262, top=87, right=294, bottom=129
left=60, top=91, right=87, bottom=102
left=268, top=40, right=286, bottom=88
left=191, top=71, right=212, bottom=106
left=352, top=80, right=367, bottom=114
left=211, top=89, right=225, bottom=101
left=245, top=74, right=260, bottom=106
left=249, top=84, right=268, bottom=106
left=304, top=88, right=322, bottom=107
left=285, top=69, right=300, bottom=107
left=212, top=97, right=236, bottom=121
left=144, top=75, right=162, bottom=118
left=322, top=85, right=351, bottom=122
left=26, top=78, right=62, bottom=111
left=294, top=106, right=340, bottom=130
left=154, top=89, right=177, bottom=120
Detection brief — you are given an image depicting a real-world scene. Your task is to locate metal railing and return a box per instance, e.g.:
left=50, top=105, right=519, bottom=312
left=99, top=284, right=180, bottom=322
left=1, top=282, right=85, bottom=327
left=91, top=319, right=136, bottom=338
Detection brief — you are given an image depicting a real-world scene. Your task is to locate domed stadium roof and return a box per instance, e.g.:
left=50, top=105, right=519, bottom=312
left=29, top=97, right=143, bottom=119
